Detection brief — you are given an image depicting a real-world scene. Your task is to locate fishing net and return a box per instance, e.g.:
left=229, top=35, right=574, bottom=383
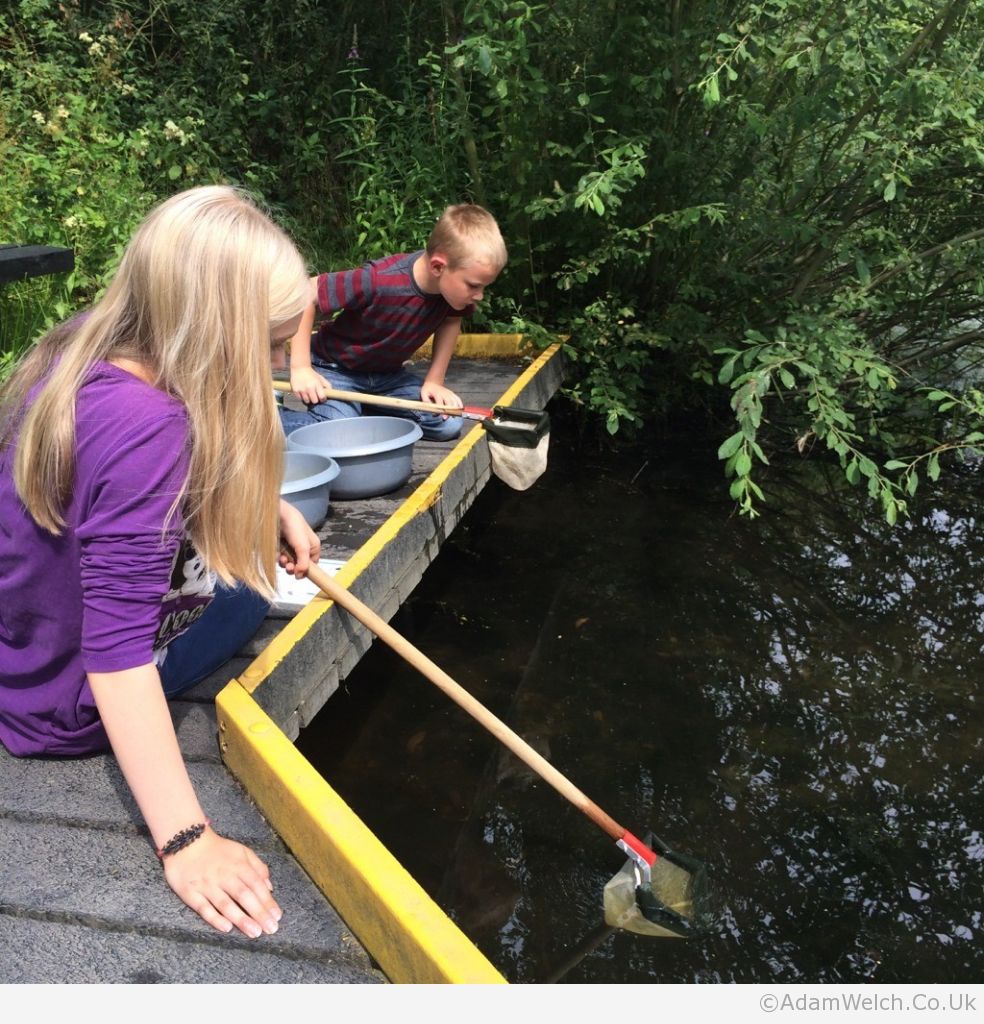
left=603, top=858, right=694, bottom=938
left=489, top=431, right=550, bottom=490
left=603, top=833, right=706, bottom=938
left=484, top=407, right=551, bottom=491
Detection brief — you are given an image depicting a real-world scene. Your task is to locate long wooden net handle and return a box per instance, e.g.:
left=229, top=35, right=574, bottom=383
left=272, top=379, right=488, bottom=418
left=305, top=561, right=625, bottom=842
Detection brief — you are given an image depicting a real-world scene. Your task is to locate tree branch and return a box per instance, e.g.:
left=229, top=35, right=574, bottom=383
left=867, top=227, right=984, bottom=290
left=896, top=328, right=984, bottom=369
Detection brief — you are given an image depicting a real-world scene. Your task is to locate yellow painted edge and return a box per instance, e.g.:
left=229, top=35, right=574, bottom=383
left=490, top=340, right=563, bottom=409
left=417, top=332, right=528, bottom=359
left=216, top=683, right=506, bottom=984
left=239, top=340, right=565, bottom=695
left=216, top=339, right=564, bottom=982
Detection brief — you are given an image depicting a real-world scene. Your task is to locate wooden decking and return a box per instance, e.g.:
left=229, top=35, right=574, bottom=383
left=254, top=351, right=557, bottom=738
left=0, top=340, right=563, bottom=983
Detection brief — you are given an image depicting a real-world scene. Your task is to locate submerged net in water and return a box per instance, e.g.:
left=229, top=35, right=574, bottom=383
left=603, top=852, right=699, bottom=938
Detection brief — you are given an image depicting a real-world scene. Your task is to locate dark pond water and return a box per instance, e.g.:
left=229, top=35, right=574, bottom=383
left=297, top=409, right=984, bottom=983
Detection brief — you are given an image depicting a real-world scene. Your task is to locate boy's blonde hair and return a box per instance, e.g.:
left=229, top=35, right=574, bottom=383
left=426, top=204, right=507, bottom=272
left=2, top=185, right=309, bottom=597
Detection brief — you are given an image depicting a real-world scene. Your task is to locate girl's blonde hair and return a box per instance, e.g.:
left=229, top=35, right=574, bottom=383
left=426, top=204, right=507, bottom=271
left=1, top=185, right=309, bottom=596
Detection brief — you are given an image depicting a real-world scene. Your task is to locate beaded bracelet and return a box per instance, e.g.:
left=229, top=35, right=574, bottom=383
left=156, top=819, right=212, bottom=859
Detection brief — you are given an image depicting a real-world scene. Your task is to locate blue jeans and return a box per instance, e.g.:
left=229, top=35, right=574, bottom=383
left=159, top=584, right=269, bottom=697
left=278, top=360, right=462, bottom=442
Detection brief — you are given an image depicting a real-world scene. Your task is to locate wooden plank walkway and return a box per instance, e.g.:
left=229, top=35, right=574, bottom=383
left=0, top=345, right=562, bottom=983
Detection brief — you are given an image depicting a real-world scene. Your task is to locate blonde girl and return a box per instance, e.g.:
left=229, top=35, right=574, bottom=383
left=0, top=186, right=320, bottom=938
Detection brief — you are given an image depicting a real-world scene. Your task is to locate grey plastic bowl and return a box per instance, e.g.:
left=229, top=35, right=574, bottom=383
left=280, top=451, right=340, bottom=528
left=286, top=416, right=423, bottom=499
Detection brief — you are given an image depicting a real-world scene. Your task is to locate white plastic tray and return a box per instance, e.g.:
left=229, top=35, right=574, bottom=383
left=271, top=558, right=346, bottom=616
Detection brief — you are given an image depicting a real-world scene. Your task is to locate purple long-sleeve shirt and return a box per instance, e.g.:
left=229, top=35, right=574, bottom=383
left=0, top=363, right=211, bottom=756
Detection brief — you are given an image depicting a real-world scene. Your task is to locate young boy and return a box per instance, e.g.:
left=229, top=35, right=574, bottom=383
left=280, top=204, right=506, bottom=440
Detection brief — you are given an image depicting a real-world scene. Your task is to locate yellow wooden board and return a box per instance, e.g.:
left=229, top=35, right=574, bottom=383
left=217, top=683, right=507, bottom=984
left=216, top=336, right=566, bottom=982
left=416, top=332, right=530, bottom=359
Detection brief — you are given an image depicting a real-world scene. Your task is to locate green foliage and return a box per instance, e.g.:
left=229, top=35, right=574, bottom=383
left=3, top=0, right=983, bottom=525
left=675, top=0, right=984, bottom=521
left=0, top=5, right=154, bottom=352
left=435, top=0, right=984, bottom=521
left=319, top=50, right=466, bottom=263
left=562, top=297, right=665, bottom=435
left=0, top=0, right=362, bottom=357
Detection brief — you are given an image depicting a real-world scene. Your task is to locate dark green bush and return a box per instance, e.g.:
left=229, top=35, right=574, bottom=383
left=3, top=0, right=982, bottom=518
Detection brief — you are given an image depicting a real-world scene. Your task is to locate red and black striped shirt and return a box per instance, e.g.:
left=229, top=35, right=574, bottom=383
left=311, top=251, right=474, bottom=371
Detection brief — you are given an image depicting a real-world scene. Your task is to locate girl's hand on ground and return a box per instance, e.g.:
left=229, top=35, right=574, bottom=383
left=162, top=829, right=282, bottom=938
left=420, top=381, right=463, bottom=418
left=291, top=366, right=329, bottom=406
left=278, top=499, right=320, bottom=578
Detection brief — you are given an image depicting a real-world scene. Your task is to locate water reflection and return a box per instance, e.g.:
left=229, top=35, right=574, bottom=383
left=298, top=426, right=983, bottom=983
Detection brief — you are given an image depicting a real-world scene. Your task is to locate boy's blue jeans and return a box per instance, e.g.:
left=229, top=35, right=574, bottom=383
left=159, top=584, right=269, bottom=698
left=278, top=360, right=462, bottom=442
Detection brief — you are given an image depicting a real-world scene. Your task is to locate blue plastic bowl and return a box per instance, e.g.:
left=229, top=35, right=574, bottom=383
left=280, top=451, right=340, bottom=527
left=287, top=417, right=423, bottom=499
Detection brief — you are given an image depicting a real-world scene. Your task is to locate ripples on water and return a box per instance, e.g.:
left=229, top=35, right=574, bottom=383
left=298, top=417, right=984, bottom=983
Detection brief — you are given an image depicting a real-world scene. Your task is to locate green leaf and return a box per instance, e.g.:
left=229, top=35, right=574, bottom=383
left=717, top=432, right=744, bottom=460
left=927, top=454, right=941, bottom=481
left=779, top=367, right=796, bottom=389
left=856, top=256, right=871, bottom=286
left=478, top=46, right=492, bottom=75
left=735, top=449, right=752, bottom=477
left=718, top=356, right=738, bottom=385
left=845, top=460, right=859, bottom=484
left=884, top=460, right=907, bottom=470
left=883, top=178, right=896, bottom=202
left=885, top=501, right=897, bottom=526
left=167, top=164, right=182, bottom=180
left=706, top=75, right=720, bottom=104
